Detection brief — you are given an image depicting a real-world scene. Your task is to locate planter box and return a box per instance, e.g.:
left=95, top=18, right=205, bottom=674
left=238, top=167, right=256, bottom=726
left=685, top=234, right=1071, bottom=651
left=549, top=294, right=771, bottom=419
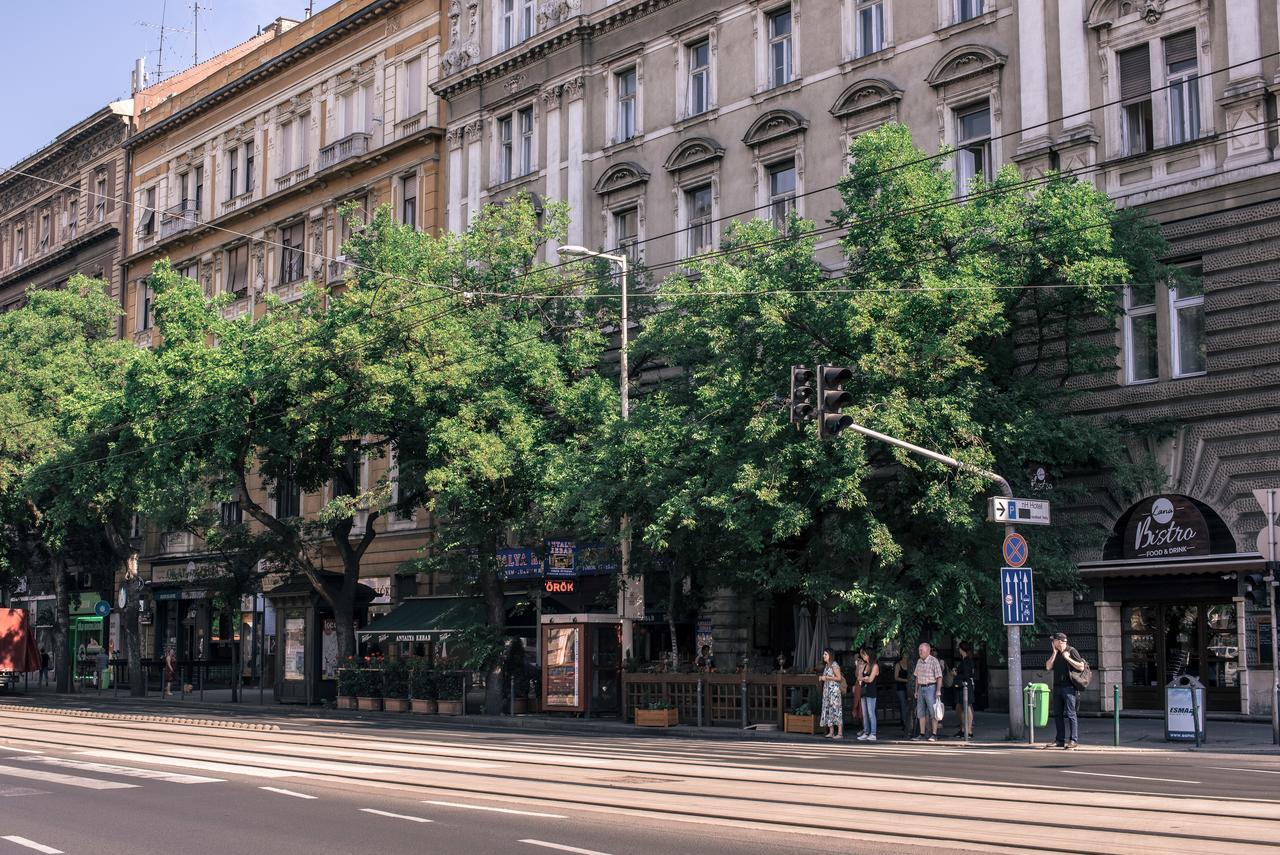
left=411, top=699, right=438, bottom=714
left=383, top=698, right=410, bottom=713
left=437, top=699, right=463, bottom=716
left=356, top=696, right=383, bottom=712
left=784, top=713, right=818, bottom=735
left=512, top=698, right=529, bottom=715
left=635, top=707, right=679, bottom=727
left=335, top=696, right=356, bottom=710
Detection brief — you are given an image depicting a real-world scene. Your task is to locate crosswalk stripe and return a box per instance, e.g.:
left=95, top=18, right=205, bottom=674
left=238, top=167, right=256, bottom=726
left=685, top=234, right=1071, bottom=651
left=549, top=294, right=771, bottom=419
left=0, top=764, right=137, bottom=790
left=20, top=756, right=222, bottom=784
left=77, top=750, right=297, bottom=779
left=259, top=786, right=318, bottom=799
left=359, top=808, right=433, bottom=823
left=2, top=836, right=63, bottom=854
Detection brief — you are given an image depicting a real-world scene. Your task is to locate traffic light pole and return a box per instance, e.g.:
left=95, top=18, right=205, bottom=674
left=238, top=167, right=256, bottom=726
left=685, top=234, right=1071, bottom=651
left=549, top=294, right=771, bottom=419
left=1266, top=488, right=1279, bottom=745
left=839, top=422, right=1024, bottom=739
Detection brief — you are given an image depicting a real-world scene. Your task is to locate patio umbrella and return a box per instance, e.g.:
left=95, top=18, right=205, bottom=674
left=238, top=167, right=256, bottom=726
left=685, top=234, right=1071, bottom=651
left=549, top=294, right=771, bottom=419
left=810, top=606, right=830, bottom=672
left=793, top=606, right=813, bottom=672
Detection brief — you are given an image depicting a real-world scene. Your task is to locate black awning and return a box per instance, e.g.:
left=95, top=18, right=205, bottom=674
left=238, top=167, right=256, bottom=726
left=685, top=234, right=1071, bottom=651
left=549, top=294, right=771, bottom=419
left=357, top=595, right=533, bottom=643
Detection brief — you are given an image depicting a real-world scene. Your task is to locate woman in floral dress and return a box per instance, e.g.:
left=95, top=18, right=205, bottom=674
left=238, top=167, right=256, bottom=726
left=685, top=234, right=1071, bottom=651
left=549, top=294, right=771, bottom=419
left=818, top=647, right=844, bottom=739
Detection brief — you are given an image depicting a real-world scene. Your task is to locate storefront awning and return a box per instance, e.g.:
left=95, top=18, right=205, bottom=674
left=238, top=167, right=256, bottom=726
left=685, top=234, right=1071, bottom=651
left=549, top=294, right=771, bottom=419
left=356, top=595, right=532, bottom=643
left=1077, top=552, right=1264, bottom=578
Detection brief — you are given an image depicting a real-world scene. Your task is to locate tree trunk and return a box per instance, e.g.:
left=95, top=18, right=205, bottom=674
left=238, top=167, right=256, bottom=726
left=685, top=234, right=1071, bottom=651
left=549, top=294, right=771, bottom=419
left=50, top=558, right=71, bottom=693
left=479, top=541, right=507, bottom=715
left=332, top=590, right=356, bottom=665
left=667, top=565, right=679, bottom=669
left=229, top=599, right=240, bottom=703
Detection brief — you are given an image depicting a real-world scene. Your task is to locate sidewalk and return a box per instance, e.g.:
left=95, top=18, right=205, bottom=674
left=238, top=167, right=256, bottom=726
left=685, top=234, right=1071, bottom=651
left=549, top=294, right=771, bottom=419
left=5, top=683, right=1277, bottom=754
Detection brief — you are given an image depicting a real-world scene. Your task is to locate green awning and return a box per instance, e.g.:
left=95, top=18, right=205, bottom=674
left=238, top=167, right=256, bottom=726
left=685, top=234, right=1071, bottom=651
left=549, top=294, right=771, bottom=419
left=357, top=595, right=532, bottom=643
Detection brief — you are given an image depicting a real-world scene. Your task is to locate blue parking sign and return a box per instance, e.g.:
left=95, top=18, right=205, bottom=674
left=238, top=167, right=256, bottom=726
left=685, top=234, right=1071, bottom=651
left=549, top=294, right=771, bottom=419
left=1000, top=567, right=1035, bottom=626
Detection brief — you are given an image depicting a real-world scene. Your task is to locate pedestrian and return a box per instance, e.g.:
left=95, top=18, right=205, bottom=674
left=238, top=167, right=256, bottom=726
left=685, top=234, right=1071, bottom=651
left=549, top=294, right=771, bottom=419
left=953, top=641, right=976, bottom=739
left=695, top=644, right=717, bottom=673
left=95, top=647, right=110, bottom=689
left=913, top=641, right=944, bottom=742
left=1044, top=632, right=1085, bottom=749
left=856, top=647, right=879, bottom=742
left=163, top=646, right=177, bottom=698
left=894, top=650, right=914, bottom=738
left=39, top=648, right=50, bottom=687
left=818, top=647, right=845, bottom=740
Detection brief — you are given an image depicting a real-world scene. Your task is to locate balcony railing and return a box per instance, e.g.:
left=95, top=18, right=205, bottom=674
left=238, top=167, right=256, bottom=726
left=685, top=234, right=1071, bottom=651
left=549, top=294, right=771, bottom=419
left=318, top=132, right=371, bottom=170
left=275, top=163, right=313, bottom=191
left=328, top=256, right=352, bottom=283
left=159, top=203, right=202, bottom=239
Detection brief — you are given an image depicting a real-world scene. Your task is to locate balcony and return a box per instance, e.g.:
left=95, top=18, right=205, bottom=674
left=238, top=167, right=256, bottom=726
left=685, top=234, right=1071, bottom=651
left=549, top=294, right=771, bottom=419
left=328, top=256, right=352, bottom=283
left=275, top=163, right=313, bottom=192
left=318, top=132, right=371, bottom=171
left=159, top=203, right=202, bottom=240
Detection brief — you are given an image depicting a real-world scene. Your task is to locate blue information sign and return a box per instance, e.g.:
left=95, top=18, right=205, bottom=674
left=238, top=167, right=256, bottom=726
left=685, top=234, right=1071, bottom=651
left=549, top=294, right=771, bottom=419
left=574, top=542, right=618, bottom=576
left=1000, top=567, right=1035, bottom=626
left=544, top=539, right=577, bottom=579
left=94, top=600, right=111, bottom=617
left=497, top=547, right=542, bottom=581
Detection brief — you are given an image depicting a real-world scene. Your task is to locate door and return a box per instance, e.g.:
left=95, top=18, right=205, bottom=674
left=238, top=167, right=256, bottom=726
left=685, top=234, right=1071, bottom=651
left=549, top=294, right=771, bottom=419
left=589, top=623, right=622, bottom=717
left=1122, top=602, right=1239, bottom=711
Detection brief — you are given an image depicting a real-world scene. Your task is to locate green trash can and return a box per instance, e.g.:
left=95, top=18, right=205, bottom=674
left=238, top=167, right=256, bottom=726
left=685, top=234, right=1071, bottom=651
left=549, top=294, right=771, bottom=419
left=1026, top=683, right=1050, bottom=728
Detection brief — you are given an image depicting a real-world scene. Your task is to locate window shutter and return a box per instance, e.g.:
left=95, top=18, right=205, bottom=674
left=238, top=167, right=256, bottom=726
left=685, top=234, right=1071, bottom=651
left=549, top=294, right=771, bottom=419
left=1118, top=43, right=1151, bottom=101
left=1164, top=30, right=1197, bottom=67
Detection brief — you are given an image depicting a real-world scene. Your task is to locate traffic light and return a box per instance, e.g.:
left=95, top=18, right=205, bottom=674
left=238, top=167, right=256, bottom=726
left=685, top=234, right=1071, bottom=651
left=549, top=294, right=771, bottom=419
left=789, top=366, right=815, bottom=423
left=1244, top=572, right=1271, bottom=608
left=816, top=365, right=855, bottom=440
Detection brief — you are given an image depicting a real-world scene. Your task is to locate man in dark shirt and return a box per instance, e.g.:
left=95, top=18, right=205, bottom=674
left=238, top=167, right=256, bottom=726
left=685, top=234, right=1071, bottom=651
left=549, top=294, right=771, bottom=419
left=1044, top=631, right=1086, bottom=749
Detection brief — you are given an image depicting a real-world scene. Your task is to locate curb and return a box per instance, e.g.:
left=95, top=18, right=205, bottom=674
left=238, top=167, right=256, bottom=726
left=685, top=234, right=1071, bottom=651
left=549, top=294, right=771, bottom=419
left=0, top=701, right=280, bottom=731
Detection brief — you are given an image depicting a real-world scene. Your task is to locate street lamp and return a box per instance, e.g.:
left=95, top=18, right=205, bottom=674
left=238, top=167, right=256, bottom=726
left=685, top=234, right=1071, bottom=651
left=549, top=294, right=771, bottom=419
left=556, top=245, right=637, bottom=658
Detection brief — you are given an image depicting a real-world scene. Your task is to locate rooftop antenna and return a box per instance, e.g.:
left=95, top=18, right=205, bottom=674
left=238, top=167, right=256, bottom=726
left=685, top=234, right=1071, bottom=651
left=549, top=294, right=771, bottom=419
left=306, top=1, right=315, bottom=18
left=191, top=1, right=212, bottom=65
left=137, top=0, right=190, bottom=83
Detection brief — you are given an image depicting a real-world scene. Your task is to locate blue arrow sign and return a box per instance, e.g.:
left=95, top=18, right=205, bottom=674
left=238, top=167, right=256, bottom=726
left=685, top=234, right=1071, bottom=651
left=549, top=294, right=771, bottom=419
left=1000, top=567, right=1035, bottom=626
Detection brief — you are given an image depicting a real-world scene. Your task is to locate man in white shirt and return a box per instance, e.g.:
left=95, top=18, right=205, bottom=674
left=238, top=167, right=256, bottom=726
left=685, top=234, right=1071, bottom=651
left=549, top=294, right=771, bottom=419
left=912, top=642, right=944, bottom=742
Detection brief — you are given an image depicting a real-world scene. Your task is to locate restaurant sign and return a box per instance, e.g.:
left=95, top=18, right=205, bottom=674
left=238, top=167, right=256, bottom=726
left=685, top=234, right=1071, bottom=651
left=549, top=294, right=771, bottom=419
left=1122, top=494, right=1210, bottom=560
left=498, top=547, right=542, bottom=581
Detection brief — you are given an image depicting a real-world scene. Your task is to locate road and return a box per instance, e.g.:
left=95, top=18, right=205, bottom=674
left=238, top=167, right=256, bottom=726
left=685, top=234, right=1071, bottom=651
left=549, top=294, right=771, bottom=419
left=0, top=700, right=1277, bottom=855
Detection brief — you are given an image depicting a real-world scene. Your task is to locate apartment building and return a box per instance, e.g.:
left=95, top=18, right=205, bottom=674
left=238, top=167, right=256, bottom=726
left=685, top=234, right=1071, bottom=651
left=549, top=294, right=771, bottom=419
left=120, top=0, right=446, bottom=693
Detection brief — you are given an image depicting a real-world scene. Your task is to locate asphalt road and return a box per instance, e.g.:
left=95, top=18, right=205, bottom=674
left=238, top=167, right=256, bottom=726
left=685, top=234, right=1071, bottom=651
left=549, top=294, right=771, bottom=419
left=0, top=699, right=1278, bottom=855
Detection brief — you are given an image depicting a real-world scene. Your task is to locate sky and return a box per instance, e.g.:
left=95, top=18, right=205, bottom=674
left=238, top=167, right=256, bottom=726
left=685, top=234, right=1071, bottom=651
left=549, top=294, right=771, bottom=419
left=0, top=0, right=340, bottom=168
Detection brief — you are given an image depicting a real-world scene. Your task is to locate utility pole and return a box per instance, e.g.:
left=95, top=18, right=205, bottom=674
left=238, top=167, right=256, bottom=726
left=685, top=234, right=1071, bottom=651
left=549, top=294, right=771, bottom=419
left=192, top=1, right=212, bottom=66
left=1254, top=488, right=1280, bottom=745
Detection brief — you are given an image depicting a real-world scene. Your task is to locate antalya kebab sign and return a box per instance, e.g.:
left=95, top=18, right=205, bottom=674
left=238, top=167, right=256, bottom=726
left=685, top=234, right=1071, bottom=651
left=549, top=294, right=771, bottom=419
left=1122, top=494, right=1211, bottom=560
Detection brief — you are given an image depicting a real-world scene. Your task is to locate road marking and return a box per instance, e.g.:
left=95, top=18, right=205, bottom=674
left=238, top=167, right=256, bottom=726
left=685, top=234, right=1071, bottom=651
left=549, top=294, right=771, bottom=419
left=2, top=837, right=63, bottom=854
left=1209, top=766, right=1280, bottom=776
left=0, top=764, right=138, bottom=790
left=1062, top=770, right=1200, bottom=785
left=260, top=786, right=318, bottom=799
left=0, top=787, right=45, bottom=797
left=421, top=800, right=566, bottom=818
left=21, top=756, right=222, bottom=784
left=519, top=841, right=612, bottom=855
left=0, top=747, right=42, bottom=754
left=78, top=750, right=296, bottom=779
left=359, top=808, right=433, bottom=823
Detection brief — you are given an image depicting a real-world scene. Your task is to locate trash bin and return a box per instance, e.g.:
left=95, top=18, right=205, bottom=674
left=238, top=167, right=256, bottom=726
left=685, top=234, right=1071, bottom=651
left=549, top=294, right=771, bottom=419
left=1165, top=675, right=1206, bottom=742
left=1026, top=682, right=1050, bottom=728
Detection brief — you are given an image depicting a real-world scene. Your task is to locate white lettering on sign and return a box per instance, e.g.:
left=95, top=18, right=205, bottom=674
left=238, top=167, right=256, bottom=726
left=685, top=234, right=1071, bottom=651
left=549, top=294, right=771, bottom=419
left=1132, top=513, right=1200, bottom=556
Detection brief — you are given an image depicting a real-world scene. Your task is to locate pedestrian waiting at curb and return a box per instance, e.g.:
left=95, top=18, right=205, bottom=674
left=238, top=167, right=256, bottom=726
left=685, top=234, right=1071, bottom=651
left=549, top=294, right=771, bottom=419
left=162, top=646, right=177, bottom=698
left=39, top=648, right=50, bottom=687
left=894, top=651, right=915, bottom=739
left=953, top=641, right=976, bottom=739
left=818, top=647, right=845, bottom=740
left=913, top=642, right=943, bottom=742
left=1044, top=631, right=1086, bottom=750
left=856, top=647, right=879, bottom=742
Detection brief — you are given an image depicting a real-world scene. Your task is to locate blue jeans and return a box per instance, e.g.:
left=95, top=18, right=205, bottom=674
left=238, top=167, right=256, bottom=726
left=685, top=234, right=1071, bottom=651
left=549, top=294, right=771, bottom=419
left=861, top=697, right=878, bottom=735
left=1052, top=684, right=1079, bottom=745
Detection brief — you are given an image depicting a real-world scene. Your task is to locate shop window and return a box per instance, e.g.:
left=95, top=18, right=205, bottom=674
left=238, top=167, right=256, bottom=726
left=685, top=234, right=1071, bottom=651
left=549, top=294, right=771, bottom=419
left=1118, top=43, right=1153, bottom=156
left=1123, top=283, right=1158, bottom=383
left=1164, top=30, right=1200, bottom=146
left=767, top=7, right=793, bottom=88
left=954, top=103, right=991, bottom=192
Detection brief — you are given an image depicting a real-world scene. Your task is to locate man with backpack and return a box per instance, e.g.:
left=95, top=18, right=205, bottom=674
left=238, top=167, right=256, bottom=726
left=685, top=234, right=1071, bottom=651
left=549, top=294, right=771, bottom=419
left=1044, top=631, right=1088, bottom=749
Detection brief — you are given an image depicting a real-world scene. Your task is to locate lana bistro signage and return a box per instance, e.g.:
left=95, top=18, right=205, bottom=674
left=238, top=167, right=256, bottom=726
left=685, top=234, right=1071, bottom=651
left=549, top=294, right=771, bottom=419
left=1122, top=495, right=1211, bottom=560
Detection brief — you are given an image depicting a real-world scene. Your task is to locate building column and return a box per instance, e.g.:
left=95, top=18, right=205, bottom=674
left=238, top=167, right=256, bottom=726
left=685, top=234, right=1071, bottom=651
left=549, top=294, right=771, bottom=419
left=1094, top=601, right=1122, bottom=712
left=464, top=119, right=483, bottom=226
left=564, top=77, right=585, bottom=247
left=1016, top=0, right=1049, bottom=146
left=1057, top=0, right=1090, bottom=131
left=542, top=85, right=563, bottom=260
left=1223, top=0, right=1269, bottom=167
left=446, top=127, right=464, bottom=234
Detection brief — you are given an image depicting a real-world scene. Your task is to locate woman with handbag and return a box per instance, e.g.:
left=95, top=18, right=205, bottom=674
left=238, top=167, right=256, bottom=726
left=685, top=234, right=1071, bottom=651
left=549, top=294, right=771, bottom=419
left=818, top=648, right=844, bottom=739
left=856, top=647, right=880, bottom=742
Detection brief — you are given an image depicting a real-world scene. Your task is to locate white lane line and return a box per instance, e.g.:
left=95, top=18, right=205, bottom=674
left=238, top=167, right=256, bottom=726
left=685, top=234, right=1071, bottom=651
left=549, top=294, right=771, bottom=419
left=2, top=836, right=63, bottom=854
left=1209, top=766, right=1280, bottom=776
left=20, top=756, right=222, bottom=784
left=0, top=747, right=43, bottom=754
left=259, top=786, right=318, bottom=799
left=0, top=787, right=46, bottom=798
left=0, top=764, right=138, bottom=790
left=421, top=800, right=566, bottom=818
left=359, top=808, right=433, bottom=823
left=1062, top=770, right=1200, bottom=785
left=78, top=750, right=296, bottom=779
left=519, top=840, right=612, bottom=855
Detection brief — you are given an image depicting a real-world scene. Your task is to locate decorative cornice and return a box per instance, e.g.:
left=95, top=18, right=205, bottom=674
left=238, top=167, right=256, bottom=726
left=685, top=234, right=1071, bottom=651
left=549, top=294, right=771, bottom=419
left=742, top=109, right=809, bottom=148
left=926, top=44, right=1007, bottom=88
left=830, top=79, right=903, bottom=119
left=593, top=161, right=650, bottom=195
left=663, top=136, right=724, bottom=173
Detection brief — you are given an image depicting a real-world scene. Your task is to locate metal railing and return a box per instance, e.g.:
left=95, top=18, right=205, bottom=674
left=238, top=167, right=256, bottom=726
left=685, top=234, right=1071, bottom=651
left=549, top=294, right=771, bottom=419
left=159, top=203, right=202, bottom=239
left=275, top=164, right=313, bottom=191
left=318, top=132, right=371, bottom=170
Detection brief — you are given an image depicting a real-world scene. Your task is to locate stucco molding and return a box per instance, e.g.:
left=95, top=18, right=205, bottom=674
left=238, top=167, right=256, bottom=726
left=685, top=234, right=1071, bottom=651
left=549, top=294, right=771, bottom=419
left=742, top=109, right=809, bottom=148
left=663, top=137, right=725, bottom=173
left=829, top=79, right=903, bottom=119
left=594, top=161, right=650, bottom=195
left=926, top=44, right=1007, bottom=88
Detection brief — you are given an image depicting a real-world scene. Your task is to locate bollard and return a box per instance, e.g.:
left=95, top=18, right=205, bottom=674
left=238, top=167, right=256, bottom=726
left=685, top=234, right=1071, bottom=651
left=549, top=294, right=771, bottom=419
left=741, top=678, right=748, bottom=729
left=1025, top=685, right=1036, bottom=745
left=696, top=679, right=704, bottom=728
left=462, top=672, right=468, bottom=718
left=200, top=665, right=204, bottom=702
left=963, top=684, right=970, bottom=744
left=1190, top=682, right=1202, bottom=748
left=1113, top=685, right=1120, bottom=747
left=510, top=676, right=515, bottom=716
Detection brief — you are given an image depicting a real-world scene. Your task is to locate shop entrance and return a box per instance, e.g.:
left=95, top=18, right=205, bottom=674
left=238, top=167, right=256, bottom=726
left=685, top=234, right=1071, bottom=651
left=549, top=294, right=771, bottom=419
left=1121, top=601, right=1239, bottom=711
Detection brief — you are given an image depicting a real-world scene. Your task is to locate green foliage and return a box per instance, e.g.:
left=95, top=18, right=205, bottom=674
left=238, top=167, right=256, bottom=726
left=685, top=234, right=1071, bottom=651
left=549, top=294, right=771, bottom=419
left=409, top=663, right=438, bottom=700
left=336, top=667, right=359, bottom=698
left=436, top=671, right=464, bottom=701
left=382, top=659, right=410, bottom=700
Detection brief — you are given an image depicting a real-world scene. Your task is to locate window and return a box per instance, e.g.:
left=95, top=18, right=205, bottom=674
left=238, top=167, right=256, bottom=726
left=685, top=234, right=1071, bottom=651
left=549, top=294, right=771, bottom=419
left=193, top=165, right=204, bottom=213
left=228, top=146, right=240, bottom=197
left=1123, top=283, right=1158, bottom=383
left=1118, top=43, right=1154, bottom=156
left=767, top=160, right=797, bottom=229
left=178, top=170, right=192, bottom=208
left=139, top=187, right=157, bottom=236
left=1164, top=31, right=1199, bottom=146
left=956, top=0, right=984, bottom=23
left=688, top=40, right=710, bottom=117
left=66, top=196, right=78, bottom=239
left=136, top=282, right=154, bottom=332
left=400, top=174, right=418, bottom=228
left=614, top=208, right=638, bottom=260
left=498, top=115, right=514, bottom=182
left=955, top=104, right=991, bottom=191
left=244, top=141, right=255, bottom=194
left=334, top=445, right=362, bottom=502
left=389, top=447, right=415, bottom=522
left=856, top=0, right=885, bottom=57
left=297, top=113, right=311, bottom=167
left=500, top=0, right=516, bottom=51
left=177, top=261, right=199, bottom=282
left=226, top=243, right=250, bottom=298
left=518, top=106, right=534, bottom=175
left=1169, top=278, right=1205, bottom=377
left=279, top=121, right=294, bottom=175
left=38, top=212, right=50, bottom=250
left=767, top=8, right=793, bottom=87
left=685, top=184, right=713, bottom=256
left=94, top=176, right=107, bottom=222
left=220, top=500, right=243, bottom=527
left=616, top=68, right=637, bottom=143
left=273, top=466, right=301, bottom=519
left=402, top=57, right=423, bottom=117
left=13, top=226, right=24, bottom=265
left=279, top=223, right=304, bottom=285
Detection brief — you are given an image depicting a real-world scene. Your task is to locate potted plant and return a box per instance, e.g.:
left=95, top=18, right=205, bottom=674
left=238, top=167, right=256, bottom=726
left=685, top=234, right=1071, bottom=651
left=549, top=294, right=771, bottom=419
left=635, top=698, right=679, bottom=727
left=784, top=701, right=818, bottom=735
left=382, top=660, right=410, bottom=712
left=409, top=664, right=438, bottom=714
left=335, top=667, right=358, bottom=710
left=526, top=671, right=542, bottom=713
left=355, top=667, right=383, bottom=712
left=437, top=672, right=464, bottom=716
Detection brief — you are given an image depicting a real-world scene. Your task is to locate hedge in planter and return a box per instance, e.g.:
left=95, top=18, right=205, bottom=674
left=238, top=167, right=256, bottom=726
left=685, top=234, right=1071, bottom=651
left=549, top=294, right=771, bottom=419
left=410, top=666, right=438, bottom=714
left=382, top=661, right=411, bottom=712
left=635, top=699, right=678, bottom=727
left=336, top=668, right=358, bottom=710
left=436, top=673, right=464, bottom=716
left=355, top=668, right=384, bottom=711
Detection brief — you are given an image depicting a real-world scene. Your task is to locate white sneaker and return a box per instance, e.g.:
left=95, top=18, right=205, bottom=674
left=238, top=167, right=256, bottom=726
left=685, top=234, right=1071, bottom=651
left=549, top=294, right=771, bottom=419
left=856, top=733, right=868, bottom=741
left=867, top=735, right=877, bottom=742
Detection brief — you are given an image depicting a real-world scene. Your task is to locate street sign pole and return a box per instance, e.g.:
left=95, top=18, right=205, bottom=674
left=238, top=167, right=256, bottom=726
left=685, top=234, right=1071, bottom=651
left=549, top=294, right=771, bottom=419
left=1257, top=488, right=1280, bottom=746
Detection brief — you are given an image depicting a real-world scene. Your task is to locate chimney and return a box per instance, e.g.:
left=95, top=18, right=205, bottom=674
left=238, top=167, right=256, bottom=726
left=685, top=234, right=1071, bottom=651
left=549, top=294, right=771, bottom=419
left=132, top=58, right=147, bottom=94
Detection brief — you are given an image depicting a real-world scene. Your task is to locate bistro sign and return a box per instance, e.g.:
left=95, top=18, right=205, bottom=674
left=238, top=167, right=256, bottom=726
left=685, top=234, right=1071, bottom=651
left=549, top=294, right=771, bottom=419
left=1122, top=494, right=1210, bottom=560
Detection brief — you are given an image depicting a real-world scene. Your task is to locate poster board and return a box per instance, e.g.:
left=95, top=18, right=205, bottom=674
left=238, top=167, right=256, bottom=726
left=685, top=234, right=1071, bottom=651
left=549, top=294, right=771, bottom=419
left=542, top=623, right=585, bottom=712
left=283, top=617, right=305, bottom=682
